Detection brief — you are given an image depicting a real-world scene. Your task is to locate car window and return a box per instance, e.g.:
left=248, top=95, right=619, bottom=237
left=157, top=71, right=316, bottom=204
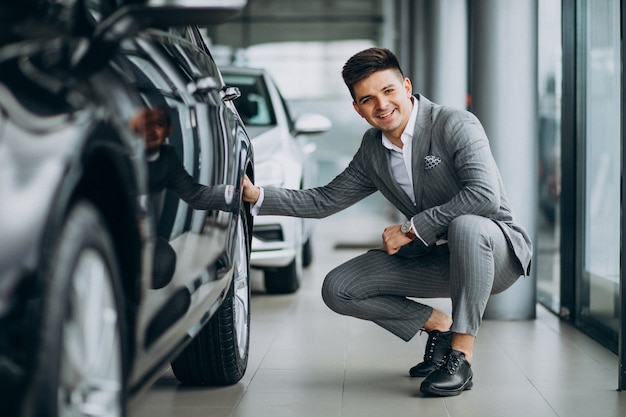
left=167, top=27, right=206, bottom=52
left=126, top=55, right=175, bottom=97
left=222, top=74, right=277, bottom=127
left=145, top=28, right=221, bottom=82
left=168, top=27, right=194, bottom=42
left=113, top=41, right=204, bottom=239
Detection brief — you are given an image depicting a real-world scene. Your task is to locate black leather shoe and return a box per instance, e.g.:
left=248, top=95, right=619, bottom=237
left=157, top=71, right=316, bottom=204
left=409, top=330, right=452, bottom=377
left=419, top=350, right=473, bottom=397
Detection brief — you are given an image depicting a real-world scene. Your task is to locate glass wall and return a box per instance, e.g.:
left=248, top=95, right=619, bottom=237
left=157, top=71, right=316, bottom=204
left=536, top=0, right=562, bottom=314
left=575, top=0, right=621, bottom=346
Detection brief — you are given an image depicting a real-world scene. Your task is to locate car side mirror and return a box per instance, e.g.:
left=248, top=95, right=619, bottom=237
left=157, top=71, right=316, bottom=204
left=221, top=86, right=241, bottom=102
left=294, top=113, right=332, bottom=135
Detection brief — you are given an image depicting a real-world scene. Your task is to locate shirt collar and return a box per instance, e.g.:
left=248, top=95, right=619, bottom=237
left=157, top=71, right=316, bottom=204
left=146, top=150, right=161, bottom=162
left=381, top=96, right=418, bottom=150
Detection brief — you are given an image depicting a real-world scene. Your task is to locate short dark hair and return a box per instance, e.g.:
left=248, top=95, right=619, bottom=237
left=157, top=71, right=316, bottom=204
left=153, top=106, right=172, bottom=128
left=341, top=47, right=405, bottom=100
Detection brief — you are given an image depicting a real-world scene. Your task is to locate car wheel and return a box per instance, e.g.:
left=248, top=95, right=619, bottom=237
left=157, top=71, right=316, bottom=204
left=24, top=202, right=126, bottom=417
left=171, top=207, right=251, bottom=385
left=302, top=237, right=313, bottom=268
left=264, top=244, right=302, bottom=294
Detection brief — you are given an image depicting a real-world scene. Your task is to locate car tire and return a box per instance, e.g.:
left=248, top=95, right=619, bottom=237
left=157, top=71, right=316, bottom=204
left=23, top=201, right=126, bottom=417
left=302, top=237, right=313, bottom=268
left=171, top=206, right=251, bottom=385
left=263, top=246, right=302, bottom=294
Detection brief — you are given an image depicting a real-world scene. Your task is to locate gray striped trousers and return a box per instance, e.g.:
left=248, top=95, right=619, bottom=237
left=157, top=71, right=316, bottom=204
left=321, top=214, right=524, bottom=341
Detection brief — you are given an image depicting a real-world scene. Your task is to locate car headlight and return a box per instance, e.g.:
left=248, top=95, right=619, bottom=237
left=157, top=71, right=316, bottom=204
left=254, top=160, right=285, bottom=187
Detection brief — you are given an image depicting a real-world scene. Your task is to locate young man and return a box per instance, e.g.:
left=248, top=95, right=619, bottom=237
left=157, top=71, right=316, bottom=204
left=242, top=47, right=532, bottom=397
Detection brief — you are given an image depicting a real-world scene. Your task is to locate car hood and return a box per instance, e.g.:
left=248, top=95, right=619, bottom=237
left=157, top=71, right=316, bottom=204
left=246, top=125, right=289, bottom=162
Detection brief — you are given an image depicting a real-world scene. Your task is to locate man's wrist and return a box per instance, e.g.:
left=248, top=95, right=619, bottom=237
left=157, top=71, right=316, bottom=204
left=401, top=220, right=416, bottom=240
left=250, top=186, right=264, bottom=216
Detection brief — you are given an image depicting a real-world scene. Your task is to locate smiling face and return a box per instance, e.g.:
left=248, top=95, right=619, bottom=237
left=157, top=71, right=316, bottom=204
left=130, top=107, right=172, bottom=156
left=351, top=68, right=413, bottom=145
left=141, top=109, right=171, bottom=151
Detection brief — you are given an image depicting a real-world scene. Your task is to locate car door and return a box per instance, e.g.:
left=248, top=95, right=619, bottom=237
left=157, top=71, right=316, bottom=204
left=112, top=32, right=236, bottom=386
left=160, top=26, right=246, bottom=270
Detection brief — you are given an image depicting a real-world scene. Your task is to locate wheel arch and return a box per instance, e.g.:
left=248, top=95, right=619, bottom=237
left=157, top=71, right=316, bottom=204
left=43, top=129, right=146, bottom=378
left=74, top=134, right=144, bottom=363
left=77, top=138, right=143, bottom=304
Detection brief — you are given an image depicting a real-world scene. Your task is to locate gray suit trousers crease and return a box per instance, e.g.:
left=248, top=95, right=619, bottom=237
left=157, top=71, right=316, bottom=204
left=321, top=214, right=523, bottom=341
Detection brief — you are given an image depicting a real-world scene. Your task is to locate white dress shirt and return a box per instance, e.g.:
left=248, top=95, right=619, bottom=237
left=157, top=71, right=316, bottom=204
left=380, top=98, right=428, bottom=245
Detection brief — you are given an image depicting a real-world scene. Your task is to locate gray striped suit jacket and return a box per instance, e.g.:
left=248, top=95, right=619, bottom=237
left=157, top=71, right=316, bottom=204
left=259, top=95, right=532, bottom=275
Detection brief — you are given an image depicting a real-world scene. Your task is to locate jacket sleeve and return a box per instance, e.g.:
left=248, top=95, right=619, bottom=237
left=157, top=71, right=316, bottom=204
left=259, top=144, right=378, bottom=218
left=165, top=149, right=232, bottom=212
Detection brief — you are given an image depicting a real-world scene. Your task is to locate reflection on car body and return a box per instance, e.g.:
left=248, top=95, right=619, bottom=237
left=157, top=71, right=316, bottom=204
left=0, top=1, right=253, bottom=416
left=221, top=66, right=331, bottom=294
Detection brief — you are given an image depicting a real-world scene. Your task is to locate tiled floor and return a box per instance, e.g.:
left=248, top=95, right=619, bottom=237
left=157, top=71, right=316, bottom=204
left=129, top=208, right=626, bottom=417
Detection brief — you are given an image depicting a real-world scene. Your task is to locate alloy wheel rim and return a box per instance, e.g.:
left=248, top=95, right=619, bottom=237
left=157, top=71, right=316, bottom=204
left=233, top=216, right=250, bottom=359
left=59, top=248, right=122, bottom=417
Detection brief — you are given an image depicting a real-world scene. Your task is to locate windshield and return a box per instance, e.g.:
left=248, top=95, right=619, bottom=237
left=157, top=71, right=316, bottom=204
left=222, top=73, right=277, bottom=127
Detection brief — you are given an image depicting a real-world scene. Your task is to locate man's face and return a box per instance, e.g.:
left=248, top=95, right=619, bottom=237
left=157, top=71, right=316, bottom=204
left=130, top=108, right=171, bottom=152
left=142, top=111, right=170, bottom=151
left=351, top=69, right=413, bottom=141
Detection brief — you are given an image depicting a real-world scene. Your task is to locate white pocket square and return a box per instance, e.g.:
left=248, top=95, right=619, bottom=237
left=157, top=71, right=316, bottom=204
left=424, top=155, right=442, bottom=170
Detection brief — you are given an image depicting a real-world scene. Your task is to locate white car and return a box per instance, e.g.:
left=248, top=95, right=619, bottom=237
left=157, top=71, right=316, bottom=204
left=221, top=66, right=331, bottom=293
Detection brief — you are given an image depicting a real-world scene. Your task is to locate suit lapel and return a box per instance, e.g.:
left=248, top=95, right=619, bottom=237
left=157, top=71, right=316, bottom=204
left=368, top=130, right=415, bottom=215
left=411, top=95, right=434, bottom=213
left=367, top=95, right=435, bottom=217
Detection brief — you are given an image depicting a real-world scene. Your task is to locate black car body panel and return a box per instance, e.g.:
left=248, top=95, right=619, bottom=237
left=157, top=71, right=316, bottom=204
left=0, top=1, right=253, bottom=415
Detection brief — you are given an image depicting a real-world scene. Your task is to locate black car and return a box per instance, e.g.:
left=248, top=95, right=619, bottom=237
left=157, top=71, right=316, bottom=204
left=0, top=1, right=254, bottom=415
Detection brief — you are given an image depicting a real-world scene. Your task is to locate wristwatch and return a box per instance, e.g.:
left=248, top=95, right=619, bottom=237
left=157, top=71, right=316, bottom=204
left=401, top=220, right=416, bottom=240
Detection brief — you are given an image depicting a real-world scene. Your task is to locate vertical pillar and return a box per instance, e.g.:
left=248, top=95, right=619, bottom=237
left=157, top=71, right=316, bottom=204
left=470, top=0, right=538, bottom=320
left=617, top=0, right=626, bottom=391
left=427, top=0, right=468, bottom=108
left=394, top=0, right=415, bottom=77
left=410, top=0, right=428, bottom=91
left=399, top=0, right=467, bottom=108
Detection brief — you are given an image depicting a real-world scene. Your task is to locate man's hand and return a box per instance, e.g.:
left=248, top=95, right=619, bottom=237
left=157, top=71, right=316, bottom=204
left=382, top=224, right=416, bottom=255
left=242, top=175, right=260, bottom=203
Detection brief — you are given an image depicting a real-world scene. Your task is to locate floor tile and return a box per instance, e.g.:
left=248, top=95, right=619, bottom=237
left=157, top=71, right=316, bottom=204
left=130, top=211, right=626, bottom=417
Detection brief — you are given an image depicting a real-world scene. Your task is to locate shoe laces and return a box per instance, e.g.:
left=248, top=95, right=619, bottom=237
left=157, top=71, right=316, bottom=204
left=421, top=330, right=449, bottom=363
left=442, top=351, right=464, bottom=375
left=422, top=331, right=440, bottom=361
